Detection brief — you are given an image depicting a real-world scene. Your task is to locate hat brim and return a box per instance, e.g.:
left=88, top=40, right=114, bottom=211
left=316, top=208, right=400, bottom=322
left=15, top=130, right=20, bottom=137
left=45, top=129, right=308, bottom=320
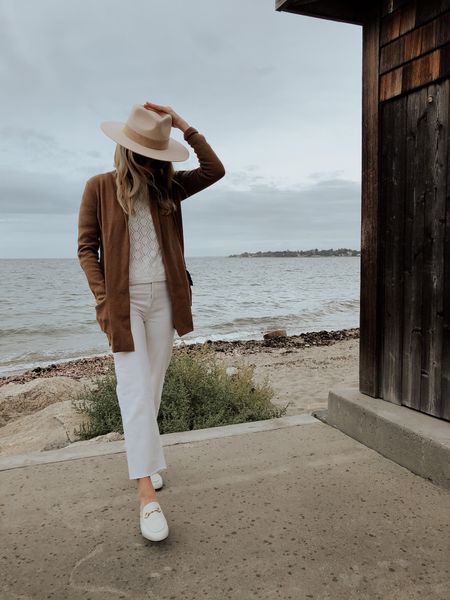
left=100, top=121, right=190, bottom=162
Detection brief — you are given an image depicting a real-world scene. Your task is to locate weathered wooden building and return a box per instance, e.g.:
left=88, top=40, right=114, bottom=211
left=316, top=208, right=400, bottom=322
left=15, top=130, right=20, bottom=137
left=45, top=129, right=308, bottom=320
left=276, top=0, right=450, bottom=421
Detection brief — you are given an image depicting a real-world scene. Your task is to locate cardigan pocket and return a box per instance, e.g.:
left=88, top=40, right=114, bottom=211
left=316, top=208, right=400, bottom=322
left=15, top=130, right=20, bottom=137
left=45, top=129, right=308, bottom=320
left=95, top=296, right=110, bottom=335
left=186, top=269, right=193, bottom=306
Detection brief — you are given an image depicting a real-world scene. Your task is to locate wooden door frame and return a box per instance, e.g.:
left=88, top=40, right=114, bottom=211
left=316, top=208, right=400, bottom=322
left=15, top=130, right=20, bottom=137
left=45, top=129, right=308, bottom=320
left=360, top=4, right=382, bottom=397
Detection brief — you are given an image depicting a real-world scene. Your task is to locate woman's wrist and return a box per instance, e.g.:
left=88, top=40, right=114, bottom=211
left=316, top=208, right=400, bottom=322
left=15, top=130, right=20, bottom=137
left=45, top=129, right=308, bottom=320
left=178, top=120, right=191, bottom=133
left=183, top=127, right=199, bottom=141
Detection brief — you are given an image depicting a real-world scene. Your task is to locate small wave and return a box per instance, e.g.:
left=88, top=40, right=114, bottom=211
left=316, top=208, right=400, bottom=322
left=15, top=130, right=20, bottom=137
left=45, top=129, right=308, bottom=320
left=0, top=323, right=92, bottom=337
left=205, top=300, right=359, bottom=331
left=0, top=350, right=112, bottom=378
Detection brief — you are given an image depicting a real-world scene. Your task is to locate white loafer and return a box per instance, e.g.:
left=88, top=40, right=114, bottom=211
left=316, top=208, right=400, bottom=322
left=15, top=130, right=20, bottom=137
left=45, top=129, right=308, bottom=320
left=140, top=500, right=169, bottom=541
left=150, top=472, right=163, bottom=490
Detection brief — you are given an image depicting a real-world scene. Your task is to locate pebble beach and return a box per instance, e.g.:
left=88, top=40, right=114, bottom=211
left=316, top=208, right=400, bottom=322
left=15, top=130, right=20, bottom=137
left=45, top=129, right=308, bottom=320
left=0, top=328, right=360, bottom=458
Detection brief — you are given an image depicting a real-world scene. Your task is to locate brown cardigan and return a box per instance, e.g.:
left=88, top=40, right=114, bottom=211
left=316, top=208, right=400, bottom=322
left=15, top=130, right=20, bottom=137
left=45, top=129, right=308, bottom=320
left=77, top=126, right=225, bottom=352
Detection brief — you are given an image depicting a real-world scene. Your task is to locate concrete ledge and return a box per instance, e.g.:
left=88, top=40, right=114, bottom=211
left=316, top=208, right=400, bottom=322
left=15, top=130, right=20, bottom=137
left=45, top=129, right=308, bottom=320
left=328, top=385, right=450, bottom=490
left=0, top=413, right=319, bottom=472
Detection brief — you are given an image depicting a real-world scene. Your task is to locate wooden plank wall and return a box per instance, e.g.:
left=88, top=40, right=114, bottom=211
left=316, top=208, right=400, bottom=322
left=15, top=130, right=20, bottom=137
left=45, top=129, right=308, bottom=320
left=379, top=0, right=450, bottom=419
left=378, top=94, right=407, bottom=405
left=360, top=4, right=382, bottom=398
left=380, top=0, right=450, bottom=100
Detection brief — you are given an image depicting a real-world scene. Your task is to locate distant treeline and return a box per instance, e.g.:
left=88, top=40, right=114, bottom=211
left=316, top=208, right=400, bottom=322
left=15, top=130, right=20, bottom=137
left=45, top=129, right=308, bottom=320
left=229, top=248, right=360, bottom=258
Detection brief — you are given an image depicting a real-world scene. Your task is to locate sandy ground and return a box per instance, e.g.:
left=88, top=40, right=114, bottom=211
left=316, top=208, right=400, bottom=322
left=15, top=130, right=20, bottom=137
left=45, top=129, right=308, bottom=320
left=0, top=329, right=359, bottom=457
left=217, top=337, right=359, bottom=416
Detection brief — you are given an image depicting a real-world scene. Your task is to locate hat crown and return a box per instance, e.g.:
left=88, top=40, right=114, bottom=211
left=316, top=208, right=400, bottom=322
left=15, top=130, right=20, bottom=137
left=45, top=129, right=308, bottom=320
left=127, top=104, right=172, bottom=143
left=99, top=103, right=189, bottom=161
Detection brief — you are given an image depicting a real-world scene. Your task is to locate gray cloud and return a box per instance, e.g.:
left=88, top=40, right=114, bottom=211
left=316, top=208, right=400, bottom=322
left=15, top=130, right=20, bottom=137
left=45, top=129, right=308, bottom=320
left=0, top=169, right=85, bottom=214
left=182, top=177, right=361, bottom=255
left=0, top=0, right=362, bottom=257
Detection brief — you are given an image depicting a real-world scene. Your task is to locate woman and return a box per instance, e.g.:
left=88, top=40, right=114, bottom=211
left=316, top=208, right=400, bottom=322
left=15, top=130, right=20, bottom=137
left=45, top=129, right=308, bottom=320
left=77, top=101, right=225, bottom=541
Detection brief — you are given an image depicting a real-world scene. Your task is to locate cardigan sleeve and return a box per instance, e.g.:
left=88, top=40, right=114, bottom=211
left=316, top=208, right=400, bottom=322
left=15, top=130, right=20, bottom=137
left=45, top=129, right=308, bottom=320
left=173, top=126, right=225, bottom=200
left=77, top=179, right=106, bottom=301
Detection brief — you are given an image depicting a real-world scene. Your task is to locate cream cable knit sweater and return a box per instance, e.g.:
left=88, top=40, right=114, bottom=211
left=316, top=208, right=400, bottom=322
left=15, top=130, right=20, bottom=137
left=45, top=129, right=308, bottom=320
left=128, top=186, right=166, bottom=284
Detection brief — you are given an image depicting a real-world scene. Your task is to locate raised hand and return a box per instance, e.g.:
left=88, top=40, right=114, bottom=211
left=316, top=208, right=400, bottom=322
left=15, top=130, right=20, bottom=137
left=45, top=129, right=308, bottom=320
left=143, top=101, right=190, bottom=133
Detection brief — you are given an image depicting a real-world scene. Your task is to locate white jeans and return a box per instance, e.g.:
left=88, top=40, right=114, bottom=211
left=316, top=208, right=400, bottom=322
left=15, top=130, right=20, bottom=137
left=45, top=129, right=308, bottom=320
left=112, top=280, right=175, bottom=479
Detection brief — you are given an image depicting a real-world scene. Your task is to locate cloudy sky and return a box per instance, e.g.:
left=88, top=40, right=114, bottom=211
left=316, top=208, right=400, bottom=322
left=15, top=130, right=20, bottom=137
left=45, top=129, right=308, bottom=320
left=0, top=0, right=362, bottom=258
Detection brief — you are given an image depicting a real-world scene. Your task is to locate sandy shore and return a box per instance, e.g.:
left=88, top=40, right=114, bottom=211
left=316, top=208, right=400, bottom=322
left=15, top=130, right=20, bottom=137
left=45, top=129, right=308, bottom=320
left=0, top=328, right=359, bottom=457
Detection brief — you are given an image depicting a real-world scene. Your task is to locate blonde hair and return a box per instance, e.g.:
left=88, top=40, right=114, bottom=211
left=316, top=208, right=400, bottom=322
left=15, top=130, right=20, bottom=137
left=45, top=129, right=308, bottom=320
left=113, top=144, right=184, bottom=216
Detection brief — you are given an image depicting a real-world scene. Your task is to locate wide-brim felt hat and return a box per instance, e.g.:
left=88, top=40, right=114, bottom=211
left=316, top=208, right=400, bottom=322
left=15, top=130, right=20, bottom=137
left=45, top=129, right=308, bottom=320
left=100, top=104, right=190, bottom=162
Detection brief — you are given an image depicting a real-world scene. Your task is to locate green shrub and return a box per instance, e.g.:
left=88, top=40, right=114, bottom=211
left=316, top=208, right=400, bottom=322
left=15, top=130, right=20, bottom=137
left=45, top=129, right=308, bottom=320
left=71, top=364, right=122, bottom=440
left=72, top=343, right=288, bottom=441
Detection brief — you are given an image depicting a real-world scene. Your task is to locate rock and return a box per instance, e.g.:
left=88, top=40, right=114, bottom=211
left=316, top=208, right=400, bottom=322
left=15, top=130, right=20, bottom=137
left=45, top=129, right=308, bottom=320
left=58, top=430, right=124, bottom=452
left=226, top=366, right=239, bottom=377
left=42, top=439, right=71, bottom=451
left=0, top=376, right=93, bottom=427
left=263, top=329, right=287, bottom=339
left=90, top=431, right=124, bottom=443
left=0, top=400, right=87, bottom=457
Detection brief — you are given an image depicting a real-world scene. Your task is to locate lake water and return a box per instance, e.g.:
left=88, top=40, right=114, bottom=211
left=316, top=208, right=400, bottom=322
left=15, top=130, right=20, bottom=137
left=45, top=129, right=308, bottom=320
left=0, top=256, right=360, bottom=376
